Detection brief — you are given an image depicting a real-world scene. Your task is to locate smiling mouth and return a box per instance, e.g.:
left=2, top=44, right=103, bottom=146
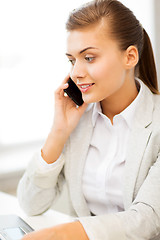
left=78, top=83, right=95, bottom=93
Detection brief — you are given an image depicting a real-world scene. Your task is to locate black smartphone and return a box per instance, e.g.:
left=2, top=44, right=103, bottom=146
left=64, top=78, right=84, bottom=106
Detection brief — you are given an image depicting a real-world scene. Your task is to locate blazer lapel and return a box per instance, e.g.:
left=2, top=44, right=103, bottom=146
left=124, top=127, right=152, bottom=208
left=124, top=82, right=154, bottom=209
left=68, top=106, right=94, bottom=217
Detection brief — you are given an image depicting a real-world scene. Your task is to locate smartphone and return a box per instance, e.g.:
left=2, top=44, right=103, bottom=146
left=0, top=215, right=34, bottom=240
left=64, top=78, right=84, bottom=106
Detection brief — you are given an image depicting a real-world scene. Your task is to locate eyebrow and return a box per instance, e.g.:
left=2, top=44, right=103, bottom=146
left=66, top=47, right=98, bottom=56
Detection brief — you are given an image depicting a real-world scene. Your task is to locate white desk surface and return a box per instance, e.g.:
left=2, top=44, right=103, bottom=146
left=0, top=191, right=73, bottom=231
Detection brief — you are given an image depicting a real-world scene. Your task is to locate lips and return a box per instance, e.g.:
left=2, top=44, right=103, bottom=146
left=78, top=83, right=94, bottom=93
left=81, top=84, right=93, bottom=89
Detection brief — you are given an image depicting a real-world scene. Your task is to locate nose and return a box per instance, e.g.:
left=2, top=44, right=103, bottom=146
left=70, top=60, right=86, bottom=82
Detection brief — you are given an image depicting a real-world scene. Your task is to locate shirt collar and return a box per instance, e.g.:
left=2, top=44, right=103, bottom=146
left=92, top=102, right=102, bottom=127
left=92, top=78, right=143, bottom=129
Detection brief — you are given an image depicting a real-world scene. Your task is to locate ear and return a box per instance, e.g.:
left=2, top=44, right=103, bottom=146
left=124, top=46, right=139, bottom=69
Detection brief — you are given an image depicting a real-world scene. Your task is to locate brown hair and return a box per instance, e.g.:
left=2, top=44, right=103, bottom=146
left=66, top=0, right=159, bottom=94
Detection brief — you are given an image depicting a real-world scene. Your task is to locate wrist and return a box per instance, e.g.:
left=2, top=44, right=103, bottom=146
left=51, top=221, right=89, bottom=240
left=49, top=127, right=69, bottom=142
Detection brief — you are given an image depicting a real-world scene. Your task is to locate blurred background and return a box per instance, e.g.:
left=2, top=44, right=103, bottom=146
left=0, top=0, right=159, bottom=195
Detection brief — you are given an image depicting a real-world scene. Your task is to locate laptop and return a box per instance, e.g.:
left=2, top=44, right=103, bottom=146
left=0, top=215, right=34, bottom=240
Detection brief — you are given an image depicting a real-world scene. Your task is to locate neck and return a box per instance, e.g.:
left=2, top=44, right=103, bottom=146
left=100, top=77, right=138, bottom=123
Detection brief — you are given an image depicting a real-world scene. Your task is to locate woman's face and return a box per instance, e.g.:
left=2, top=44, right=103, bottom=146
left=66, top=22, right=130, bottom=104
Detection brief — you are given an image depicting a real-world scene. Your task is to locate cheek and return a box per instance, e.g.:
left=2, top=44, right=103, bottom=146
left=89, top=54, right=124, bottom=80
left=88, top=58, right=126, bottom=98
left=87, top=62, right=108, bottom=80
left=89, top=62, right=123, bottom=85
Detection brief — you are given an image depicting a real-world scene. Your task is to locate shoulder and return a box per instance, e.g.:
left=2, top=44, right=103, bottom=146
left=151, top=93, right=160, bottom=128
left=138, top=80, right=160, bottom=120
left=152, top=93, right=160, bottom=109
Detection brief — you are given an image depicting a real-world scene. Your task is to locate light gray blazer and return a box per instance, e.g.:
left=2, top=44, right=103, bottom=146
left=18, top=81, right=160, bottom=240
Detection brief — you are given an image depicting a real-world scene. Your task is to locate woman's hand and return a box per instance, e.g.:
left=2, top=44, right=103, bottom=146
left=22, top=221, right=89, bottom=240
left=41, top=75, right=88, bottom=164
left=53, top=75, right=87, bottom=136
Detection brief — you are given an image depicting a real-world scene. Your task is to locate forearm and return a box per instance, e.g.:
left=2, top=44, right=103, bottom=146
left=41, top=129, right=68, bottom=164
left=53, top=221, right=89, bottom=240
left=79, top=202, right=160, bottom=240
left=22, top=221, right=89, bottom=240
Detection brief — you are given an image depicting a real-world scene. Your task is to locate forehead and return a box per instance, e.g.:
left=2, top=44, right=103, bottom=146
left=66, top=22, right=113, bottom=53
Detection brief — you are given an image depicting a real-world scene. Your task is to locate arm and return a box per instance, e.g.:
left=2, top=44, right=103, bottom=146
left=22, top=221, right=89, bottom=240
left=20, top=154, right=160, bottom=239
left=79, top=152, right=160, bottom=240
left=41, top=75, right=88, bottom=164
left=17, top=76, right=87, bottom=215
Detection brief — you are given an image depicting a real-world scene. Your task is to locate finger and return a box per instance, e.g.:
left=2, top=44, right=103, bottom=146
left=61, top=73, right=70, bottom=84
left=55, top=74, right=70, bottom=95
left=64, top=92, right=69, bottom=97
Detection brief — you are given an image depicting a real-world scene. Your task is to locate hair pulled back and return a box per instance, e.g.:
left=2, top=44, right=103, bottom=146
left=66, top=0, right=159, bottom=94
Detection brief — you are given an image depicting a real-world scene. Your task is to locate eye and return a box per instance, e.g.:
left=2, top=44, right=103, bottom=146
left=68, top=59, right=75, bottom=65
left=85, top=56, right=94, bottom=62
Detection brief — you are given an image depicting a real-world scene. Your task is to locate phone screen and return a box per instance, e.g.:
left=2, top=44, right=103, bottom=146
left=4, top=227, right=25, bottom=240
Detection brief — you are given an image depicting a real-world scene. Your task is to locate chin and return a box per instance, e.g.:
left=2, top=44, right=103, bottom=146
left=82, top=96, right=99, bottom=104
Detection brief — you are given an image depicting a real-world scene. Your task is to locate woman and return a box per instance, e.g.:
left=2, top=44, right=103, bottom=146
left=18, top=0, right=160, bottom=239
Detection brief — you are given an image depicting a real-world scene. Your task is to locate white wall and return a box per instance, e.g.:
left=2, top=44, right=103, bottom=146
left=0, top=0, right=157, bottom=146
